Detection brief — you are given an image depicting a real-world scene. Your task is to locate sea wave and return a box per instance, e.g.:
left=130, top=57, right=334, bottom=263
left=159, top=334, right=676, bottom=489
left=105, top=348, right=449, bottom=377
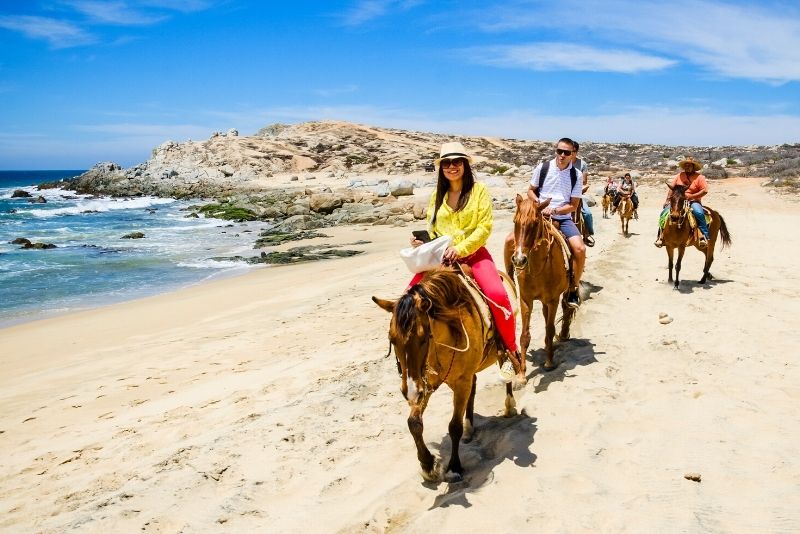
left=18, top=196, right=177, bottom=218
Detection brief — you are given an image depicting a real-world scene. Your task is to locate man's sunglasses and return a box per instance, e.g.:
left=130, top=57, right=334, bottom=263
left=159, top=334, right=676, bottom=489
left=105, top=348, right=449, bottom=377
left=440, top=158, right=465, bottom=168
left=556, top=149, right=573, bottom=156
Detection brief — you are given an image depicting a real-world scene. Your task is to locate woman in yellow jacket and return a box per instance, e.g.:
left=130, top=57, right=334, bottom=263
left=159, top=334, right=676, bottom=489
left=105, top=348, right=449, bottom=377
left=409, top=142, right=518, bottom=364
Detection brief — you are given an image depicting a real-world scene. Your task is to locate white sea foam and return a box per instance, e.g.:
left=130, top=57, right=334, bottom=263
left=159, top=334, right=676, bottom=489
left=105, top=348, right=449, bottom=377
left=177, top=259, right=252, bottom=270
left=20, top=196, right=177, bottom=218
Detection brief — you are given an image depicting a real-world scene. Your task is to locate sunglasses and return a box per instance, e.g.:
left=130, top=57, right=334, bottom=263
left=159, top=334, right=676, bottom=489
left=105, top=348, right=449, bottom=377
left=556, top=149, right=573, bottom=156
left=440, top=158, right=465, bottom=168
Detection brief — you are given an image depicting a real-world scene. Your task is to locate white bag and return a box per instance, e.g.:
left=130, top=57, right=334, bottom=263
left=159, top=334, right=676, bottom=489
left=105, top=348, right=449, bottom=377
left=399, top=235, right=453, bottom=273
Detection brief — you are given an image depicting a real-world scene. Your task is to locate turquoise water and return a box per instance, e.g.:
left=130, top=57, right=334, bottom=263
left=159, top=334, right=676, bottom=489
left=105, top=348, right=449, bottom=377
left=0, top=171, right=270, bottom=327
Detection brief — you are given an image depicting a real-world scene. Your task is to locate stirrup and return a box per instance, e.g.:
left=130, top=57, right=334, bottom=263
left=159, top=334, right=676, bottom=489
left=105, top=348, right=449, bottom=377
left=499, top=361, right=515, bottom=383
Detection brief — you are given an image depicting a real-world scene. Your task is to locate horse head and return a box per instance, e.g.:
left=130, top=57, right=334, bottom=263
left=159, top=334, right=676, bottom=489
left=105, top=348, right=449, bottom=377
left=511, top=194, right=551, bottom=270
left=666, top=181, right=689, bottom=224
left=372, top=268, right=469, bottom=404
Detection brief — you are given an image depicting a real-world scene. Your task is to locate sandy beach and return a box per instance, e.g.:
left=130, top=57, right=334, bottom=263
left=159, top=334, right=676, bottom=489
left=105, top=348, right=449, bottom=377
left=1, top=177, right=798, bottom=533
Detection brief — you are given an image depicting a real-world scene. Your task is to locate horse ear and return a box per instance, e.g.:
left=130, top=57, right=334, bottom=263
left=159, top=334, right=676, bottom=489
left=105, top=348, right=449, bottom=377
left=372, top=296, right=396, bottom=313
left=515, top=193, right=523, bottom=207
left=418, top=296, right=432, bottom=313
left=665, top=179, right=674, bottom=190
left=539, top=197, right=551, bottom=209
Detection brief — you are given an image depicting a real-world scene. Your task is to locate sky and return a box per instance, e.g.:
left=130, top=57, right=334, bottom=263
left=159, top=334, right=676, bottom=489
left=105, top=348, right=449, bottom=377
left=1, top=0, right=799, bottom=169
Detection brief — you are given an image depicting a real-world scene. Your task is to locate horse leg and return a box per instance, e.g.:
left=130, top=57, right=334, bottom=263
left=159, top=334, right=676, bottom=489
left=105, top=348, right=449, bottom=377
left=699, top=225, right=718, bottom=283
left=463, top=375, right=477, bottom=442
left=541, top=301, right=558, bottom=371
left=674, top=247, right=685, bottom=289
left=559, top=295, right=575, bottom=341
left=504, top=382, right=517, bottom=417
left=408, top=402, right=439, bottom=482
left=444, top=385, right=472, bottom=482
left=519, top=297, right=533, bottom=371
left=667, top=246, right=675, bottom=283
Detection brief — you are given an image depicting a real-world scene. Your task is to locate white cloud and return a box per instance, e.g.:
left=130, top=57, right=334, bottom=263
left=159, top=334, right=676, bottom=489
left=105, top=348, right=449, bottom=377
left=340, top=1, right=390, bottom=26
left=339, top=0, right=423, bottom=26
left=64, top=1, right=166, bottom=25
left=466, top=43, right=676, bottom=73
left=0, top=15, right=95, bottom=48
left=472, top=0, right=800, bottom=83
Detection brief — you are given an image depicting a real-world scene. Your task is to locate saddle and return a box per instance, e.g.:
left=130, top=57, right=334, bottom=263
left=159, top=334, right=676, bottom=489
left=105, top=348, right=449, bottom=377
left=455, top=265, right=518, bottom=347
left=686, top=206, right=713, bottom=246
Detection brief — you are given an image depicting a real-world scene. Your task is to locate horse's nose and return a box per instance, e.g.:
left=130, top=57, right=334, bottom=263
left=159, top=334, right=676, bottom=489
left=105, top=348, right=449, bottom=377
left=511, top=253, right=528, bottom=269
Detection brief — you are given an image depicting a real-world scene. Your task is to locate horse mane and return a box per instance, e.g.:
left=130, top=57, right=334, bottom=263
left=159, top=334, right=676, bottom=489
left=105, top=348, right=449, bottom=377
left=393, top=268, right=474, bottom=345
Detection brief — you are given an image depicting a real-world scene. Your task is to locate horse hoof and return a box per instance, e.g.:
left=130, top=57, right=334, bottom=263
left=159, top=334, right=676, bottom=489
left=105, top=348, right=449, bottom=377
left=421, top=459, right=443, bottom=482
left=512, top=374, right=528, bottom=390
left=543, top=362, right=558, bottom=372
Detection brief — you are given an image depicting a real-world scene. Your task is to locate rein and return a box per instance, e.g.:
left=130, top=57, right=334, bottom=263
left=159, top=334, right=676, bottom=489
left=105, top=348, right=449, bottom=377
left=515, top=213, right=559, bottom=274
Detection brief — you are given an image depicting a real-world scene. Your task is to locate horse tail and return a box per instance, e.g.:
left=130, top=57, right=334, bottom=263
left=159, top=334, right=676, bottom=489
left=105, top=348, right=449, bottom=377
left=717, top=213, right=732, bottom=248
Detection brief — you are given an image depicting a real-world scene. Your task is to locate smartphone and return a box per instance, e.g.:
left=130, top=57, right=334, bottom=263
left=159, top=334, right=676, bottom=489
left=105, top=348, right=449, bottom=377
left=412, top=230, right=431, bottom=243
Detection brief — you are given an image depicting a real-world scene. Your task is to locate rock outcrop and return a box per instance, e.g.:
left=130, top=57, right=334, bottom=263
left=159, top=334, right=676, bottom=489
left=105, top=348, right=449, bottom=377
left=49, top=121, right=800, bottom=232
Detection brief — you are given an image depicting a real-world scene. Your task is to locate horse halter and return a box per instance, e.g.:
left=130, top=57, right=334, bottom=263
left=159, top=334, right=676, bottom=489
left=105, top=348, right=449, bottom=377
left=669, top=187, right=689, bottom=227
left=512, top=202, right=551, bottom=271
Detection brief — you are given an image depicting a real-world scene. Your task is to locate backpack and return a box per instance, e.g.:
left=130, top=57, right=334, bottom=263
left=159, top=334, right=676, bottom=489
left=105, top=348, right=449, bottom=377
left=536, top=160, right=578, bottom=193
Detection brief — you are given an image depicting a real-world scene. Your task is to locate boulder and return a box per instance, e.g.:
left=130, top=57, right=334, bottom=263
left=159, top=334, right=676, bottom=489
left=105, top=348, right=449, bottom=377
left=11, top=189, right=31, bottom=198
left=390, top=179, right=414, bottom=197
left=309, top=193, right=344, bottom=214
left=121, top=232, right=146, bottom=239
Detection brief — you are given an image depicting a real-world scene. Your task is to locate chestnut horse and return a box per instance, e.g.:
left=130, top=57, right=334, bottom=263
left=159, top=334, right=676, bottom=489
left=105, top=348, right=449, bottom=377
left=661, top=183, right=732, bottom=289
left=373, top=267, right=516, bottom=482
left=618, top=195, right=634, bottom=236
left=509, top=195, right=576, bottom=371
left=602, top=192, right=612, bottom=218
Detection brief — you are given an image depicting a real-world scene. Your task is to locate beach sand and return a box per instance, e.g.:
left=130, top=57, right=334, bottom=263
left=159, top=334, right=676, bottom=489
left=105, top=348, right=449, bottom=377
left=1, top=177, right=798, bottom=533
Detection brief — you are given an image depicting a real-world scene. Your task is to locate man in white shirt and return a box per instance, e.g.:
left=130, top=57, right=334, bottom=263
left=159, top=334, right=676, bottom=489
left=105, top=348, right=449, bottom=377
left=504, top=137, right=586, bottom=308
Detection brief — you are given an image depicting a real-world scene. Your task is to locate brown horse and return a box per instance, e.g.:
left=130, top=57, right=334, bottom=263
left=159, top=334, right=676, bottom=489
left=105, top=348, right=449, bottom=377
left=602, top=192, right=612, bottom=218
left=509, top=194, right=576, bottom=371
left=661, top=183, right=732, bottom=289
left=372, top=268, right=516, bottom=482
left=618, top=195, right=634, bottom=236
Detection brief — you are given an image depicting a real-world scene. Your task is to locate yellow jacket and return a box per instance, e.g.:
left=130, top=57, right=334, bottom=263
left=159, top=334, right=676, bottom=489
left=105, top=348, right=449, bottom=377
left=428, top=181, right=493, bottom=257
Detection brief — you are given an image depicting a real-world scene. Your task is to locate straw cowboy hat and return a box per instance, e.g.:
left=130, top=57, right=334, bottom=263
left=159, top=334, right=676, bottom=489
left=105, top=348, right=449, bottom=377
left=678, top=156, right=703, bottom=172
left=434, top=141, right=474, bottom=166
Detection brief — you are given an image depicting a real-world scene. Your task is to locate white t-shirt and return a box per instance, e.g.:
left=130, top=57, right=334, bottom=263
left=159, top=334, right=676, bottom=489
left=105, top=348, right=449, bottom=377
left=529, top=159, right=583, bottom=209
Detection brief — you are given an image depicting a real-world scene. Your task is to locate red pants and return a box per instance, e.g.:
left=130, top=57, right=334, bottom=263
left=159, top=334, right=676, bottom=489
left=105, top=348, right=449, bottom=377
left=408, top=246, right=517, bottom=352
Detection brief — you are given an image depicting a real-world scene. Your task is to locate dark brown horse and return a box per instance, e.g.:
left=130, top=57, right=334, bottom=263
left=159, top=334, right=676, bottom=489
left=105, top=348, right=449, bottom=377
left=661, top=183, right=732, bottom=288
left=373, top=268, right=516, bottom=482
left=509, top=194, right=576, bottom=371
left=618, top=194, right=634, bottom=236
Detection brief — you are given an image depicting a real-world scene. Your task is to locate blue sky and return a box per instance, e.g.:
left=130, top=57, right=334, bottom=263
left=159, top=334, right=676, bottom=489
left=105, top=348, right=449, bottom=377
left=1, top=0, right=799, bottom=169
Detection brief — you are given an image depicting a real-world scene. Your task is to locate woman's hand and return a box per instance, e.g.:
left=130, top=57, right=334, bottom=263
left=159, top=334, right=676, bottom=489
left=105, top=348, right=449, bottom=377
left=542, top=205, right=555, bottom=218
left=442, top=246, right=460, bottom=263
left=410, top=237, right=423, bottom=248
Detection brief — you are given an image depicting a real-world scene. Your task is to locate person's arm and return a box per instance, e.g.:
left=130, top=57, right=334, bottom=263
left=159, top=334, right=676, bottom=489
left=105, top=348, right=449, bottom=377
left=526, top=184, right=539, bottom=203
left=687, top=175, right=708, bottom=201
left=559, top=197, right=580, bottom=215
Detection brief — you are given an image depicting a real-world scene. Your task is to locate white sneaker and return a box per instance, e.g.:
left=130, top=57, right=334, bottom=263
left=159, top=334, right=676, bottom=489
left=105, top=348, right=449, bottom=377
left=499, top=361, right=515, bottom=383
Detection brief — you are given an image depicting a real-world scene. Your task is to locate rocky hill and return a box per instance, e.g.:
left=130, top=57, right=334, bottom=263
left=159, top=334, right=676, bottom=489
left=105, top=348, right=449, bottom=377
left=45, top=120, right=799, bottom=235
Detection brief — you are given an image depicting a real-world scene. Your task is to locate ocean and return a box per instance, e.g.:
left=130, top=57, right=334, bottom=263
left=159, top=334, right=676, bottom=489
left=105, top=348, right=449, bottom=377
left=0, top=170, right=271, bottom=327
